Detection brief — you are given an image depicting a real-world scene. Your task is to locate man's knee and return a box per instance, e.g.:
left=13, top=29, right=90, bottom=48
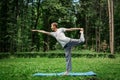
left=80, top=38, right=85, bottom=43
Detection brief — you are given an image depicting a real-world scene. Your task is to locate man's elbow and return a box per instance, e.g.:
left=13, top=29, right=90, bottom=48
left=67, top=28, right=73, bottom=31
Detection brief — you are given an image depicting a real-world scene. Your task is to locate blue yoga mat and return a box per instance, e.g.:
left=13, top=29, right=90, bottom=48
left=33, top=71, right=96, bottom=76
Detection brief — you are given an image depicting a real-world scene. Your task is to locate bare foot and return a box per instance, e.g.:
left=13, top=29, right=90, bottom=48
left=80, top=28, right=84, bottom=33
left=63, top=71, right=69, bottom=75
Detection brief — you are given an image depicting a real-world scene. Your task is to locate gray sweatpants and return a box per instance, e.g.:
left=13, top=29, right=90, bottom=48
left=64, top=33, right=85, bottom=71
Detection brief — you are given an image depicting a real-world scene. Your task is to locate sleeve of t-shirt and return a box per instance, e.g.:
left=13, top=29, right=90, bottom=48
left=61, top=28, right=67, bottom=32
left=50, top=32, right=55, bottom=37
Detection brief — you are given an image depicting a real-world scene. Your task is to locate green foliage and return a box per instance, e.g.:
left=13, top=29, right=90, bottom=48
left=114, top=0, right=120, bottom=52
left=0, top=0, right=120, bottom=52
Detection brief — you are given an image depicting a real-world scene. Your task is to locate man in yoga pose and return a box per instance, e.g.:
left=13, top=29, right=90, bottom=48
left=32, top=22, right=85, bottom=75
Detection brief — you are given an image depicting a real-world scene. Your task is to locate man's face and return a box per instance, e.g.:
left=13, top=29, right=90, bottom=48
left=51, top=25, right=56, bottom=31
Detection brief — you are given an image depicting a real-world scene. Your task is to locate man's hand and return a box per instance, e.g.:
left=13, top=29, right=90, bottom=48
left=32, top=30, right=38, bottom=32
left=31, top=29, right=45, bottom=33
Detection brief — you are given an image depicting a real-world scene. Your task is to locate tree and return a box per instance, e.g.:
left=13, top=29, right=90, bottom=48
left=108, top=0, right=114, bottom=54
left=0, top=0, right=119, bottom=53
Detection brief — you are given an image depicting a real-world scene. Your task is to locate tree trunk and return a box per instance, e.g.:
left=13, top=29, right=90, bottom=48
left=34, top=0, right=41, bottom=28
left=95, top=0, right=101, bottom=52
left=111, top=0, right=114, bottom=54
left=108, top=0, right=114, bottom=54
left=95, top=28, right=100, bottom=52
left=98, top=27, right=101, bottom=52
left=95, top=27, right=98, bottom=52
left=85, top=15, right=88, bottom=49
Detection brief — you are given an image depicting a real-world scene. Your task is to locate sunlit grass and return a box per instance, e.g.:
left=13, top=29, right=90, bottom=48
left=0, top=56, right=120, bottom=80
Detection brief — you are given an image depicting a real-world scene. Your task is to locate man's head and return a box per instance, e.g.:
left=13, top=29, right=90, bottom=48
left=51, top=22, right=58, bottom=31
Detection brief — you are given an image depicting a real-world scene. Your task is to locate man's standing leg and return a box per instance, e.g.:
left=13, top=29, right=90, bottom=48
left=64, top=46, right=72, bottom=75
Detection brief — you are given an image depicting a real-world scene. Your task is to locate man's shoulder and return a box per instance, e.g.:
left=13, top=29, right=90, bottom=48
left=59, top=27, right=66, bottom=29
left=58, top=28, right=66, bottom=30
left=49, top=32, right=56, bottom=37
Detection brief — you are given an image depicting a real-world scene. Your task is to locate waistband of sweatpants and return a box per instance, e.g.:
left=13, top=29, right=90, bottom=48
left=63, top=39, right=71, bottom=48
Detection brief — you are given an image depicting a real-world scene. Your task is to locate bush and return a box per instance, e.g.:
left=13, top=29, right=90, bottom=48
left=108, top=54, right=116, bottom=58
left=0, top=52, right=109, bottom=59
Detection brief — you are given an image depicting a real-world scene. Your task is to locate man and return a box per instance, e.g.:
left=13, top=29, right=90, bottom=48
left=32, top=22, right=85, bottom=75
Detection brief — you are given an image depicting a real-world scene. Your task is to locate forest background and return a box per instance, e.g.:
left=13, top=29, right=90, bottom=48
left=0, top=0, right=119, bottom=54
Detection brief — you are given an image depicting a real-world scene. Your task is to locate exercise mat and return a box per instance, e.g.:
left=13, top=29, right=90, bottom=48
left=33, top=71, right=96, bottom=76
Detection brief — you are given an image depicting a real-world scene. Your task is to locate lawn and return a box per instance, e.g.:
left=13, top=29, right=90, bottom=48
left=0, top=56, right=120, bottom=80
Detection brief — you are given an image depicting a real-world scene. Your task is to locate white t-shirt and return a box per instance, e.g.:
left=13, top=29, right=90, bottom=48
left=50, top=28, right=71, bottom=47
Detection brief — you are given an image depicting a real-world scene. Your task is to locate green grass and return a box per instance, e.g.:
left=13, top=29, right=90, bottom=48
left=0, top=56, right=120, bottom=80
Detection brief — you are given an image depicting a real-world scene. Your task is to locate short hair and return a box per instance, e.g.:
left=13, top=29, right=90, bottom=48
left=51, top=22, right=58, bottom=28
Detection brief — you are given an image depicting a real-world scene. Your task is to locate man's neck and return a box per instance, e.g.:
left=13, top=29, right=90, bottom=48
left=54, top=28, right=57, bottom=32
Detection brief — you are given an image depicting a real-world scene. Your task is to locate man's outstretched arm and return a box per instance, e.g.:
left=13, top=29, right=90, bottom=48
left=32, top=30, right=51, bottom=35
left=65, top=28, right=83, bottom=31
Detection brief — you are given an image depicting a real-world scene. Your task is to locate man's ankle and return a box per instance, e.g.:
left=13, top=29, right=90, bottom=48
left=80, top=30, right=84, bottom=33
